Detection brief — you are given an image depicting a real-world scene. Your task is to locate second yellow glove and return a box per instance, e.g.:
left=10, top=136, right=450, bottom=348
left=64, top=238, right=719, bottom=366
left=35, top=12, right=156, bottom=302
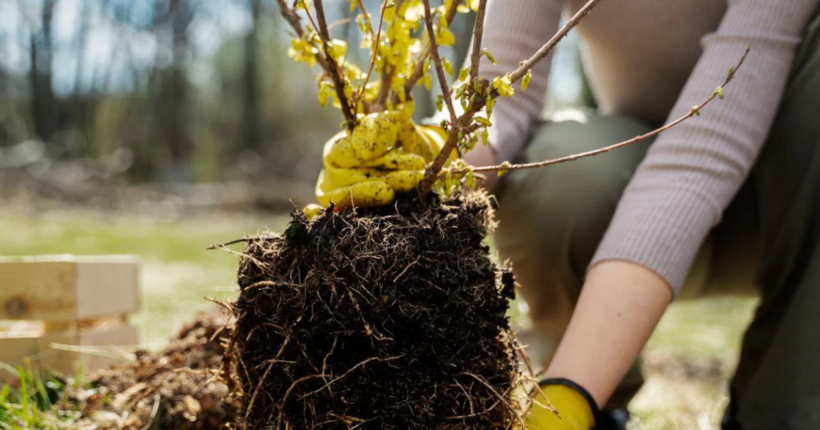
left=525, top=379, right=598, bottom=430
left=315, top=111, right=453, bottom=210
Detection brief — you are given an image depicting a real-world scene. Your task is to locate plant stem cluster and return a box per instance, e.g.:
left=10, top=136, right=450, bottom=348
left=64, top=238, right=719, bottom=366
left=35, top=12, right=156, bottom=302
left=278, top=0, right=750, bottom=198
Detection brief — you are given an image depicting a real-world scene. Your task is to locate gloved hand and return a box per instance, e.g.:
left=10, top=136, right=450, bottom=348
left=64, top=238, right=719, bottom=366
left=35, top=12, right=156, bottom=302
left=314, top=111, right=454, bottom=210
left=525, top=378, right=599, bottom=430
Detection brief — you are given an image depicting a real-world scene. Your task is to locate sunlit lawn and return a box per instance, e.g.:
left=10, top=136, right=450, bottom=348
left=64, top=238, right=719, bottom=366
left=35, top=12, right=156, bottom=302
left=0, top=210, right=288, bottom=349
left=0, top=210, right=758, bottom=429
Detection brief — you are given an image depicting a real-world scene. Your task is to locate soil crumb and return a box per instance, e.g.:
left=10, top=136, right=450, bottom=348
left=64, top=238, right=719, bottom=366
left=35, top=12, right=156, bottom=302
left=229, top=191, right=521, bottom=429
left=64, top=308, right=238, bottom=430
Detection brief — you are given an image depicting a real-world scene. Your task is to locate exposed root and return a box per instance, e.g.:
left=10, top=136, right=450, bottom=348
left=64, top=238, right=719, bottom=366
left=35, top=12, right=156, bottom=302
left=230, top=191, right=524, bottom=429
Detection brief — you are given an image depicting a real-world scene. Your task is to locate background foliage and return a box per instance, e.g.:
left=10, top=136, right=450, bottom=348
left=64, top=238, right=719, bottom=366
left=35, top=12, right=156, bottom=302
left=0, top=0, right=589, bottom=206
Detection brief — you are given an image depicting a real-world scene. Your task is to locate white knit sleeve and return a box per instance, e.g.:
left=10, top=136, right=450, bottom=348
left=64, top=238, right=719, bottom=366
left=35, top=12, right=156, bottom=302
left=440, top=0, right=563, bottom=163
left=591, top=0, right=820, bottom=294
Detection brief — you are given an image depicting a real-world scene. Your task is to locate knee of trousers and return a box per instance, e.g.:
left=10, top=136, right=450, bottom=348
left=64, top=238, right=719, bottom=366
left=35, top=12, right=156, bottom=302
left=493, top=111, right=654, bottom=318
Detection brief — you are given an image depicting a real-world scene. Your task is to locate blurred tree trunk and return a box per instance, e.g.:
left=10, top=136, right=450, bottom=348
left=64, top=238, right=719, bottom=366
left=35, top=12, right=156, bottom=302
left=71, top=0, right=94, bottom=155
left=28, top=0, right=57, bottom=142
left=241, top=0, right=262, bottom=153
left=155, top=0, right=194, bottom=181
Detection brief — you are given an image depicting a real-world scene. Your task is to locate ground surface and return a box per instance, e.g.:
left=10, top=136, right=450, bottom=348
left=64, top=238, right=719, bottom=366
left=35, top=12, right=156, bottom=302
left=0, top=210, right=758, bottom=429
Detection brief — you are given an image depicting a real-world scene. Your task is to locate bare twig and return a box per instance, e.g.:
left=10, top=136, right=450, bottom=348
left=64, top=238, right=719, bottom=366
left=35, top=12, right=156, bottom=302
left=355, top=1, right=388, bottom=110
left=371, top=0, right=405, bottom=110
left=419, top=0, right=608, bottom=195
left=275, top=0, right=307, bottom=38
left=275, top=0, right=357, bottom=128
left=400, top=0, right=461, bottom=99
left=468, top=0, right=488, bottom=85
left=418, top=0, right=489, bottom=195
left=314, top=0, right=358, bottom=128
left=508, top=0, right=602, bottom=85
left=300, top=0, right=323, bottom=37
left=467, top=47, right=750, bottom=175
left=355, top=0, right=375, bottom=36
left=328, top=17, right=352, bottom=31
left=422, top=0, right=457, bottom=122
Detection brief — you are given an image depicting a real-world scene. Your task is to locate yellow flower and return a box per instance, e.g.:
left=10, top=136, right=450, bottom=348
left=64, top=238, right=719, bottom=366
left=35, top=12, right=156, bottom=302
left=327, top=39, right=348, bottom=62
left=492, top=75, right=515, bottom=97
left=436, top=27, right=456, bottom=47
left=287, top=37, right=319, bottom=66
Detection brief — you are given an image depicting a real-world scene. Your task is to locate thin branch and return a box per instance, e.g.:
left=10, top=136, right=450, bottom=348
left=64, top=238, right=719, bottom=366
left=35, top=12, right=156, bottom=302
left=300, top=0, right=323, bottom=37
left=508, top=0, right=602, bottom=85
left=355, top=1, right=388, bottom=110
left=468, top=0, right=488, bottom=84
left=467, top=47, right=751, bottom=175
left=314, top=0, right=358, bottom=128
left=275, top=0, right=306, bottom=37
left=400, top=0, right=461, bottom=99
left=328, top=17, right=352, bottom=31
left=355, top=0, right=375, bottom=36
left=373, top=71, right=393, bottom=111
left=371, top=0, right=405, bottom=110
left=418, top=0, right=488, bottom=195
left=275, top=0, right=357, bottom=128
left=423, top=0, right=457, bottom=122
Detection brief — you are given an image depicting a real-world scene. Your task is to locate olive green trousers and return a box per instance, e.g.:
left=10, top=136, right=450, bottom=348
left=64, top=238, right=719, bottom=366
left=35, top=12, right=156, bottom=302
left=494, top=13, right=820, bottom=430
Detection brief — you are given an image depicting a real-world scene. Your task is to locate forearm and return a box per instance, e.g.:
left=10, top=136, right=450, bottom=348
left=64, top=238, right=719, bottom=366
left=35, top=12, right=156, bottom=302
left=544, top=260, right=672, bottom=407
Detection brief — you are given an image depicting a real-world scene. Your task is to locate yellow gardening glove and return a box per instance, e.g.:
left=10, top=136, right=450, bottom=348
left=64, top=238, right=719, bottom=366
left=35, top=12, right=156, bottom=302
left=314, top=111, right=454, bottom=210
left=525, top=379, right=598, bottom=430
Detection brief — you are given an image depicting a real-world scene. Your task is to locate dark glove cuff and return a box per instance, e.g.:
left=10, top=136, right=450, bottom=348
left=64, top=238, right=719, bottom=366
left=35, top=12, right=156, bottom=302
left=539, top=377, right=602, bottom=422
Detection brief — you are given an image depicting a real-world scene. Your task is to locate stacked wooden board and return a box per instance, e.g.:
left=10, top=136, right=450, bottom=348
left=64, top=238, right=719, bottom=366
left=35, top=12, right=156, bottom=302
left=0, top=256, right=140, bottom=379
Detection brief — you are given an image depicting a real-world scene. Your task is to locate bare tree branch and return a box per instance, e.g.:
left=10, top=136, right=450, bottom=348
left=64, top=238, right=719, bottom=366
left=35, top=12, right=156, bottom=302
left=422, top=0, right=457, bottom=122
left=355, top=0, right=375, bottom=37
left=467, top=0, right=487, bottom=84
left=400, top=0, right=461, bottom=100
left=274, top=0, right=358, bottom=128
left=314, top=0, right=358, bottom=128
left=508, top=0, right=602, bottom=85
left=419, top=0, right=604, bottom=195
left=371, top=0, right=406, bottom=110
left=418, top=0, right=488, bottom=195
left=274, top=0, right=307, bottom=37
left=465, top=47, right=750, bottom=175
left=355, top=1, right=388, bottom=111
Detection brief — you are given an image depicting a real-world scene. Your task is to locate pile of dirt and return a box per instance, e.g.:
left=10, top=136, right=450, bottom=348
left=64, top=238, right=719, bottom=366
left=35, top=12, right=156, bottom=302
left=65, top=308, right=238, bottom=430
left=228, top=191, right=523, bottom=429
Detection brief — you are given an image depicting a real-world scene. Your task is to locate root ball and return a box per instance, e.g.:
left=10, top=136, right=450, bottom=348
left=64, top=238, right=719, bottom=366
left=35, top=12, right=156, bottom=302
left=230, top=192, right=521, bottom=429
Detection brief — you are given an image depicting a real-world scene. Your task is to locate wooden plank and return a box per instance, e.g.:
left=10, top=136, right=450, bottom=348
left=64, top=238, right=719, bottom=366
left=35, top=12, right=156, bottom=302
left=76, top=259, right=141, bottom=320
left=0, top=260, right=77, bottom=321
left=76, top=324, right=139, bottom=372
left=0, top=336, right=38, bottom=367
left=0, top=323, right=139, bottom=380
left=0, top=255, right=140, bottom=321
left=38, top=324, right=139, bottom=376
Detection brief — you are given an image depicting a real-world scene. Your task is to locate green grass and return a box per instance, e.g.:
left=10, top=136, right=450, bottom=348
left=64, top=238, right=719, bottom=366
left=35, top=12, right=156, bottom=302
left=0, top=361, right=80, bottom=430
left=0, top=210, right=759, bottom=429
left=0, top=211, right=288, bottom=349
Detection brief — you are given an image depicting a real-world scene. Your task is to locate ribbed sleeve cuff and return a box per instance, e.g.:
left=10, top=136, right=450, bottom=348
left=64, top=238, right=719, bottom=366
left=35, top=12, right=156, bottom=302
left=590, top=186, right=718, bottom=296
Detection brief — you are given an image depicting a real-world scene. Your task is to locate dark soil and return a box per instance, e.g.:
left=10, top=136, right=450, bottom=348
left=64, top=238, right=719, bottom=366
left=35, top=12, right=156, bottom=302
left=229, top=191, right=521, bottom=429
left=64, top=309, right=239, bottom=430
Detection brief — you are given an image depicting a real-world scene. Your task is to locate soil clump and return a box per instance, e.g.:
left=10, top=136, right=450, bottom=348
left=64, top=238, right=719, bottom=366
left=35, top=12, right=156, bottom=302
left=229, top=191, right=521, bottom=429
left=63, top=309, right=238, bottom=430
